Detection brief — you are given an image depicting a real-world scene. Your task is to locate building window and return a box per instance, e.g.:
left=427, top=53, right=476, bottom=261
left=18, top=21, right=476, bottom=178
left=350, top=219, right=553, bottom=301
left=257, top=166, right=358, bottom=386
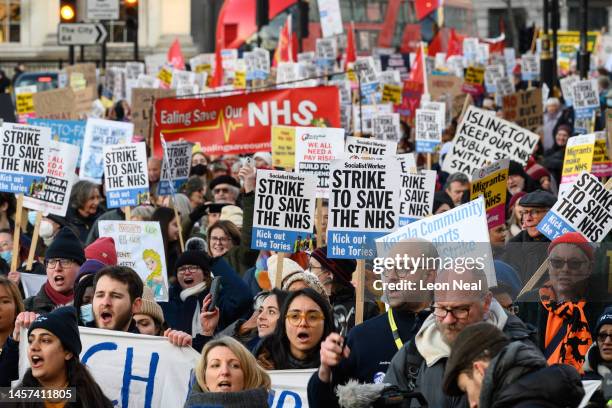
left=567, top=6, right=609, bottom=31
left=0, top=0, right=20, bottom=43
left=104, top=2, right=137, bottom=43
left=488, top=7, right=527, bottom=47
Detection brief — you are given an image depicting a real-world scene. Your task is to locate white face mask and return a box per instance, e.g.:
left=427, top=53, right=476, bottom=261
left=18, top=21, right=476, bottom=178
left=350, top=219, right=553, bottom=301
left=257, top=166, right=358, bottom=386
left=39, top=220, right=55, bottom=239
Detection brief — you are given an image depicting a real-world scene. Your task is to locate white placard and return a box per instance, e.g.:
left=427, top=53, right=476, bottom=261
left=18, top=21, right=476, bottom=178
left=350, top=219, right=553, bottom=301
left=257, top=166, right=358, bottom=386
left=102, top=142, right=149, bottom=208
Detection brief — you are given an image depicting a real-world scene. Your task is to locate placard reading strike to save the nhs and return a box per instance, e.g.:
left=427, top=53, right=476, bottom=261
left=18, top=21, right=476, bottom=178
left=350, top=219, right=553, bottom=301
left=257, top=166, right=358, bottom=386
left=103, top=142, right=149, bottom=208
left=0, top=122, right=50, bottom=194
left=327, top=158, right=401, bottom=259
left=252, top=170, right=317, bottom=252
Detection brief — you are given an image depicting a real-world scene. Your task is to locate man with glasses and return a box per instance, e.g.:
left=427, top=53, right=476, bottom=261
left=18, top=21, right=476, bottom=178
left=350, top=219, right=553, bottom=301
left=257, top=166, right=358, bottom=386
left=384, top=265, right=534, bottom=407
left=503, top=189, right=556, bottom=283
left=209, top=175, right=241, bottom=205
left=517, top=232, right=610, bottom=373
left=308, top=239, right=436, bottom=407
left=23, top=227, right=85, bottom=314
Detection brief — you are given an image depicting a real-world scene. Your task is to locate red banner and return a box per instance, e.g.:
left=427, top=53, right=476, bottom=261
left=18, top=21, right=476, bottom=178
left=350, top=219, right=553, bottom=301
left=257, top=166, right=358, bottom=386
left=153, top=87, right=341, bottom=157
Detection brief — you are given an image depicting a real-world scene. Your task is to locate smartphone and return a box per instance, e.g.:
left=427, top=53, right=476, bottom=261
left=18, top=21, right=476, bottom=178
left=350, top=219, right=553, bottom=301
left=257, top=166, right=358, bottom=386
left=207, top=277, right=222, bottom=312
left=244, top=157, right=254, bottom=169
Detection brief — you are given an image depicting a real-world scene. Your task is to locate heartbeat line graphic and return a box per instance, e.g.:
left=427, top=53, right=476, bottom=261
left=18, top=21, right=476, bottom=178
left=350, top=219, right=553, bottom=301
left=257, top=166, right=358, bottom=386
left=163, top=110, right=243, bottom=143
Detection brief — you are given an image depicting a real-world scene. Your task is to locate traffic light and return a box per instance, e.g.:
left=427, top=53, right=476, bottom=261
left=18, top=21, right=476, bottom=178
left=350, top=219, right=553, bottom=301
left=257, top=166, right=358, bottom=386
left=59, top=0, right=77, bottom=23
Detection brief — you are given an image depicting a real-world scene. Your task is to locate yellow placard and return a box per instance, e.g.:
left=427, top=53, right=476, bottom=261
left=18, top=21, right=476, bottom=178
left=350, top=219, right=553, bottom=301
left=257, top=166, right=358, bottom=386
left=16, top=93, right=34, bottom=114
left=347, top=68, right=357, bottom=83
left=70, top=72, right=86, bottom=91
left=157, top=67, right=173, bottom=87
left=464, top=66, right=485, bottom=85
left=470, top=168, right=508, bottom=212
left=194, top=64, right=212, bottom=74
left=381, top=84, right=402, bottom=104
left=233, top=70, right=246, bottom=89
left=562, top=143, right=595, bottom=177
left=271, top=125, right=296, bottom=169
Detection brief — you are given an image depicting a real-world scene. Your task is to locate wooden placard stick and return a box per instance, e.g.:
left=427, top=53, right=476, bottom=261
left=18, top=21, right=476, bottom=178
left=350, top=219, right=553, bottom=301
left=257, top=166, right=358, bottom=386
left=355, top=259, right=365, bottom=325
left=26, top=211, right=42, bottom=271
left=10, top=194, right=23, bottom=273
left=315, top=198, right=323, bottom=249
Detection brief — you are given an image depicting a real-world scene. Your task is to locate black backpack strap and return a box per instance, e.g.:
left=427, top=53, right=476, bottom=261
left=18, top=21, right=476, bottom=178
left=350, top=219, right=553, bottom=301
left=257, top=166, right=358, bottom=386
left=403, top=340, right=424, bottom=392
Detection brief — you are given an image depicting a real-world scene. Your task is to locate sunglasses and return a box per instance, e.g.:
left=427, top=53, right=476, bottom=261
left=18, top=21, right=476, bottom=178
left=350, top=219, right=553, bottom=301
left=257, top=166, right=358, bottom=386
left=548, top=258, right=588, bottom=269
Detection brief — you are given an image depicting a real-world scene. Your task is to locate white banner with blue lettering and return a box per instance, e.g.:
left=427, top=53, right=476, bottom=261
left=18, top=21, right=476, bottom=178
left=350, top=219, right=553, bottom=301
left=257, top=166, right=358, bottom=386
left=268, top=369, right=315, bottom=408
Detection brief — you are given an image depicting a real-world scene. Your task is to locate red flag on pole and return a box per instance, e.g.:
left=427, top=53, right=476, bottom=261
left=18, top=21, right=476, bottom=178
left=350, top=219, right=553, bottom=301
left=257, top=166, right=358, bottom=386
left=427, top=30, right=443, bottom=57
left=409, top=44, right=424, bottom=84
left=415, top=0, right=440, bottom=21
left=344, top=21, right=357, bottom=66
left=273, top=16, right=293, bottom=67
left=167, top=38, right=185, bottom=70
left=446, top=28, right=464, bottom=59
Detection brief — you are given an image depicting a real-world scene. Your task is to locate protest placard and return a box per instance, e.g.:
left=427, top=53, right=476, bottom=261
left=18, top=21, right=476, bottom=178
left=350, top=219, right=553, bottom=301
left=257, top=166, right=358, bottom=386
left=33, top=88, right=77, bottom=120
left=504, top=47, right=516, bottom=74
left=537, top=172, right=612, bottom=242
left=99, top=220, right=169, bottom=300
left=376, top=197, right=496, bottom=286
left=23, top=141, right=78, bottom=217
left=154, top=87, right=340, bottom=157
left=559, top=133, right=596, bottom=196
left=269, top=369, right=316, bottom=408
left=251, top=170, right=316, bottom=253
left=441, top=106, right=539, bottom=178
left=0, top=123, right=50, bottom=194
left=501, top=88, right=543, bottom=132
left=592, top=131, right=612, bottom=177
left=484, top=64, right=504, bottom=93
left=428, top=74, right=464, bottom=101
left=352, top=104, right=393, bottom=135
left=81, top=119, right=134, bottom=183
left=398, top=166, right=436, bottom=226
left=462, top=66, right=485, bottom=96
left=271, top=126, right=296, bottom=169
left=294, top=126, right=345, bottom=197
left=381, top=83, right=402, bottom=104
left=463, top=38, right=479, bottom=65
left=157, top=67, right=173, bottom=88
left=397, top=153, right=417, bottom=173
left=560, top=74, right=579, bottom=106
left=18, top=327, right=199, bottom=408
left=15, top=85, right=37, bottom=122
left=415, top=108, right=442, bottom=153
left=327, top=158, right=401, bottom=259
left=372, top=113, right=401, bottom=141
left=20, top=272, right=47, bottom=298
left=158, top=140, right=193, bottom=196
left=572, top=79, right=600, bottom=110
left=470, top=159, right=509, bottom=229
left=345, top=136, right=397, bottom=158
left=74, top=86, right=96, bottom=119
left=132, top=88, right=176, bottom=140
left=28, top=118, right=86, bottom=163
left=354, top=57, right=380, bottom=97
left=103, top=142, right=149, bottom=208
left=400, top=80, right=424, bottom=123
left=315, top=38, right=337, bottom=69
left=521, top=53, right=540, bottom=81
left=495, top=77, right=515, bottom=98
left=65, top=63, right=97, bottom=88
left=170, top=69, right=197, bottom=89
left=190, top=53, right=215, bottom=75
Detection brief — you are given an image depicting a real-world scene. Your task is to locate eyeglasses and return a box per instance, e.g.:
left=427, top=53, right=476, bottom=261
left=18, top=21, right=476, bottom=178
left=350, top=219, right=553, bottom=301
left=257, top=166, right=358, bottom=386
left=549, top=258, right=589, bottom=269
left=518, top=208, right=548, bottom=217
left=432, top=306, right=471, bottom=319
left=597, top=332, right=612, bottom=343
left=504, top=304, right=519, bottom=315
left=286, top=310, right=325, bottom=326
left=210, top=236, right=229, bottom=243
left=213, top=187, right=229, bottom=194
left=46, top=259, right=75, bottom=269
left=177, top=265, right=202, bottom=274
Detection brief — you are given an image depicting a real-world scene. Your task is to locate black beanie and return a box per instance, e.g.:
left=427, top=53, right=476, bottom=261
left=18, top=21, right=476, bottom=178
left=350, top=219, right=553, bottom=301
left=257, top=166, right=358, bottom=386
left=28, top=306, right=82, bottom=356
left=209, top=175, right=240, bottom=191
left=175, top=250, right=211, bottom=273
left=45, top=228, right=85, bottom=265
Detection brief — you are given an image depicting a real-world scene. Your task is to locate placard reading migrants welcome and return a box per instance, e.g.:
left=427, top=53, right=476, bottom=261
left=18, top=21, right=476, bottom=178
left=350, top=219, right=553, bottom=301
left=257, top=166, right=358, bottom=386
left=470, top=159, right=509, bottom=229
left=502, top=88, right=543, bottom=132
left=345, top=136, right=397, bottom=157
left=81, top=119, right=134, bottom=183
left=538, top=172, right=612, bottom=242
left=398, top=167, right=436, bottom=226
left=158, top=140, right=193, bottom=196
left=327, top=158, right=400, bottom=259
left=103, top=142, right=149, bottom=208
left=0, top=123, right=50, bottom=194
left=294, top=126, right=345, bottom=198
left=441, top=106, right=539, bottom=178
left=23, top=141, right=78, bottom=217
left=153, top=87, right=340, bottom=157
left=99, top=220, right=169, bottom=301
left=252, top=170, right=316, bottom=252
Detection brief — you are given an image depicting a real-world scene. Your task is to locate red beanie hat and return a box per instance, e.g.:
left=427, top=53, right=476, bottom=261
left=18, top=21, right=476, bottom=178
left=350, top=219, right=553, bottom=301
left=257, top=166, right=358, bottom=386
left=547, top=232, right=594, bottom=260
left=85, top=237, right=118, bottom=266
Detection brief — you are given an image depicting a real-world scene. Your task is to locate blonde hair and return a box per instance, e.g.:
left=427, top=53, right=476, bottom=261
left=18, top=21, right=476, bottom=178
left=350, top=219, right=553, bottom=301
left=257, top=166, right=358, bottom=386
left=196, top=336, right=271, bottom=392
left=0, top=276, right=24, bottom=320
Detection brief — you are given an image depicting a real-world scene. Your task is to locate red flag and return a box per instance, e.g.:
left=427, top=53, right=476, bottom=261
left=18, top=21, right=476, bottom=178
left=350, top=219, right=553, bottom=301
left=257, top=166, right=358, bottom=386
left=344, top=21, right=357, bottom=66
left=167, top=38, right=185, bottom=70
left=446, top=28, right=464, bottom=59
left=409, top=45, right=424, bottom=84
left=481, top=33, right=506, bottom=55
left=273, top=16, right=293, bottom=67
left=427, top=30, right=443, bottom=57
left=415, top=0, right=439, bottom=21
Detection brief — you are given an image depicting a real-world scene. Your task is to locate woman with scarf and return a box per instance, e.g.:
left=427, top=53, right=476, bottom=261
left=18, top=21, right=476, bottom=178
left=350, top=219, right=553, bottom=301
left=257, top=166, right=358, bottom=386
left=517, top=232, right=609, bottom=373
left=255, top=288, right=334, bottom=370
left=160, top=248, right=252, bottom=352
left=185, top=336, right=270, bottom=408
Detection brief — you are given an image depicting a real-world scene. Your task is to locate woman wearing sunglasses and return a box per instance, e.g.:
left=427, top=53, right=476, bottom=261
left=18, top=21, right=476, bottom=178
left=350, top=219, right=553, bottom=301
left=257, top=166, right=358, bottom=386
left=255, top=288, right=334, bottom=370
left=583, top=307, right=612, bottom=407
left=517, top=232, right=609, bottom=373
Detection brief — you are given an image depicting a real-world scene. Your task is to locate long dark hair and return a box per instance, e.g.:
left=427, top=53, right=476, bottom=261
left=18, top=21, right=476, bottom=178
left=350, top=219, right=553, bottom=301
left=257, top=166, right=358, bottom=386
left=257, top=288, right=333, bottom=369
left=73, top=274, right=94, bottom=325
left=151, top=207, right=178, bottom=252
left=17, top=357, right=113, bottom=408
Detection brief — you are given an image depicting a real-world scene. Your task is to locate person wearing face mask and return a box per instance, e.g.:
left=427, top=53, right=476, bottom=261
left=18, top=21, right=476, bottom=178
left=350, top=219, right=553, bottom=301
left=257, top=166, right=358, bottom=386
left=185, top=336, right=271, bottom=408
left=190, top=151, right=212, bottom=185
left=37, top=215, right=67, bottom=249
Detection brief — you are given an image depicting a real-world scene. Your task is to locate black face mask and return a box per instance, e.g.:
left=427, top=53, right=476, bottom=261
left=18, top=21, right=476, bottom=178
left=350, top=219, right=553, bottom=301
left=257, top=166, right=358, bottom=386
left=190, top=164, right=207, bottom=176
